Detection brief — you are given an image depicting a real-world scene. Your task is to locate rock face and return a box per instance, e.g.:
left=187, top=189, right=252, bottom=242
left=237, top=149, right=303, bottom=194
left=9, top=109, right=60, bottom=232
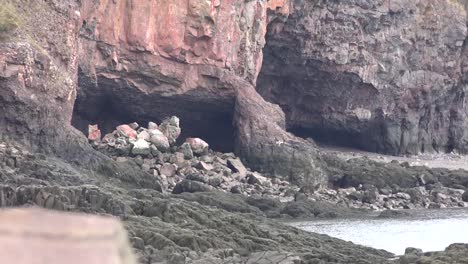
left=257, top=0, right=468, bottom=155
left=73, top=0, right=325, bottom=186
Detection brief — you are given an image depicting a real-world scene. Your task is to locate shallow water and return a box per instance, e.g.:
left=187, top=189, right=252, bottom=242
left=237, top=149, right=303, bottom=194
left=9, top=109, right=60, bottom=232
left=289, top=208, right=468, bottom=255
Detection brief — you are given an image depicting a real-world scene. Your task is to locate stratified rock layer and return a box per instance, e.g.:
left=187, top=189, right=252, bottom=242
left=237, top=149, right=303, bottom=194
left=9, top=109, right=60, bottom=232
left=258, top=0, right=468, bottom=155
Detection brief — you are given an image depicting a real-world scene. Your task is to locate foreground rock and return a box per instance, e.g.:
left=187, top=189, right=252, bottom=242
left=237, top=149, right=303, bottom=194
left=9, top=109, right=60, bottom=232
left=0, top=208, right=136, bottom=264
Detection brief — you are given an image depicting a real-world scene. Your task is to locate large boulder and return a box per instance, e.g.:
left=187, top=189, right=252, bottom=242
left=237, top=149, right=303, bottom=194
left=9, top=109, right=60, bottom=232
left=185, top=138, right=209, bottom=155
left=131, top=139, right=150, bottom=156
left=172, top=180, right=213, bottom=194
left=149, top=130, right=170, bottom=152
left=257, top=0, right=468, bottom=155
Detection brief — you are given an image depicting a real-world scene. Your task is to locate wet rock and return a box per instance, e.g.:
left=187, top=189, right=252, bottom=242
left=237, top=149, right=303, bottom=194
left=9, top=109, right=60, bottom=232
left=159, top=116, right=181, bottom=146
left=185, top=138, right=209, bottom=155
left=172, top=180, right=213, bottom=194
left=227, top=158, right=247, bottom=177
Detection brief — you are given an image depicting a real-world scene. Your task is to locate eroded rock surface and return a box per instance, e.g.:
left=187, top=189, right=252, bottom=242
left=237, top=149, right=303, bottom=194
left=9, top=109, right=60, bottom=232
left=258, top=0, right=468, bottom=155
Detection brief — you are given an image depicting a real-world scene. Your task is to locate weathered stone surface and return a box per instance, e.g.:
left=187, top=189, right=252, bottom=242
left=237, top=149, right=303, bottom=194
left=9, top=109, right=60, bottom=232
left=159, top=116, right=181, bottom=146
left=258, top=0, right=468, bottom=155
left=172, top=180, right=213, bottom=194
left=131, top=139, right=150, bottom=156
left=0, top=208, right=136, bottom=264
left=116, top=125, right=137, bottom=139
left=186, top=138, right=209, bottom=155
left=149, top=129, right=170, bottom=151
left=227, top=158, right=247, bottom=177
left=88, top=124, right=101, bottom=142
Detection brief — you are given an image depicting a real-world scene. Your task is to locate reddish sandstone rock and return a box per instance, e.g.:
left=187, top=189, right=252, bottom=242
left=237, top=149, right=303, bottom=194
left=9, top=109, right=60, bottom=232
left=116, top=125, right=137, bottom=139
left=88, top=124, right=101, bottom=142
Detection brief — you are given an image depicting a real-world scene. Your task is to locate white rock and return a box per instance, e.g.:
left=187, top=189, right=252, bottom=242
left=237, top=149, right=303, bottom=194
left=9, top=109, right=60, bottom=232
left=131, top=139, right=150, bottom=156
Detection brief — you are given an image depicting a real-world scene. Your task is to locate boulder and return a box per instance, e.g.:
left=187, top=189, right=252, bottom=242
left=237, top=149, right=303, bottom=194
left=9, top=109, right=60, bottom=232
left=131, top=139, right=151, bottom=156
left=87, top=124, right=101, bottom=142
left=462, top=191, right=468, bottom=202
left=159, top=163, right=177, bottom=177
left=227, top=158, right=247, bottom=177
left=246, top=172, right=268, bottom=186
left=128, top=122, right=139, bottom=130
left=137, top=130, right=150, bottom=141
left=180, top=143, right=194, bottom=159
left=159, top=116, right=181, bottom=145
left=185, top=138, right=209, bottom=155
left=196, top=161, right=213, bottom=171
left=116, top=125, right=137, bottom=139
left=148, top=121, right=159, bottom=130
left=172, top=180, right=212, bottom=194
left=230, top=185, right=244, bottom=194
left=149, top=129, right=170, bottom=151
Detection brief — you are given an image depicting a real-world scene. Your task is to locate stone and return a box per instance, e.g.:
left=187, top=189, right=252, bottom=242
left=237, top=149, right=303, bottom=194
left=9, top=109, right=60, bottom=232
left=180, top=143, right=194, bottom=159
left=227, top=158, right=247, bottom=177
left=196, top=161, right=213, bottom=171
left=87, top=124, right=101, bottom=142
left=159, top=164, right=177, bottom=177
left=230, top=185, right=244, bottom=194
left=463, top=191, right=468, bottom=202
left=404, top=247, right=423, bottom=255
left=116, top=125, right=137, bottom=139
left=246, top=172, right=268, bottom=186
left=131, top=139, right=150, bottom=156
left=129, top=122, right=139, bottom=130
left=159, top=116, right=181, bottom=145
left=185, top=138, right=209, bottom=155
left=172, top=180, right=212, bottom=194
left=137, top=130, right=150, bottom=141
left=149, top=129, right=170, bottom=151
left=148, top=121, right=159, bottom=130
left=395, top=193, right=411, bottom=200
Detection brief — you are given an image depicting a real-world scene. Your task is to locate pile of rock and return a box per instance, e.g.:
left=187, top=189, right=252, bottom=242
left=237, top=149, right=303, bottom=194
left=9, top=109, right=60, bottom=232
left=87, top=117, right=467, bottom=211
left=88, top=118, right=297, bottom=197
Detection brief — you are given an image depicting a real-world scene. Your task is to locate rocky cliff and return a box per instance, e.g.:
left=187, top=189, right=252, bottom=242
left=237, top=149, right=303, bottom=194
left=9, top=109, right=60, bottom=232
left=258, top=0, right=468, bottom=155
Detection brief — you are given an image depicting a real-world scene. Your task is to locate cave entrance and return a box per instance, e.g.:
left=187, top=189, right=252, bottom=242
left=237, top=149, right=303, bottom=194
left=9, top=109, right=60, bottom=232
left=72, top=73, right=236, bottom=153
left=288, top=125, right=365, bottom=150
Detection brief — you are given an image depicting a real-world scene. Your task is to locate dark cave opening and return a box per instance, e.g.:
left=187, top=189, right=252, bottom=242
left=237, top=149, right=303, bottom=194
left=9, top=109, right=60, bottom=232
left=288, top=125, right=365, bottom=150
left=72, top=73, right=236, bottom=153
